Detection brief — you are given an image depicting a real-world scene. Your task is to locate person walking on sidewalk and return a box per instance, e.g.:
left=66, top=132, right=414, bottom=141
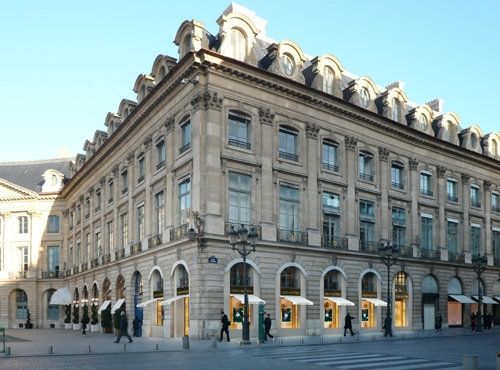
left=219, top=310, right=230, bottom=342
left=435, top=312, right=443, bottom=334
left=115, top=311, right=133, bottom=343
left=470, top=312, right=477, bottom=334
left=264, top=313, right=274, bottom=341
left=344, top=311, right=355, bottom=336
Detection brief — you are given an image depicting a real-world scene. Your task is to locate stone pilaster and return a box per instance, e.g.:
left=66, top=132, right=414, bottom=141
left=378, top=147, right=390, bottom=240
left=306, top=123, right=320, bottom=246
left=409, top=158, right=419, bottom=246
left=345, top=136, right=358, bottom=249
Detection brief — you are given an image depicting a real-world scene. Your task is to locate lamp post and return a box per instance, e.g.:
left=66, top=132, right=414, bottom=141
left=378, top=240, right=399, bottom=338
left=472, top=254, right=487, bottom=332
left=228, top=224, right=258, bottom=344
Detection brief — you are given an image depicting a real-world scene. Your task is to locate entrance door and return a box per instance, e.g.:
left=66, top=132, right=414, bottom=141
left=423, top=303, right=435, bottom=330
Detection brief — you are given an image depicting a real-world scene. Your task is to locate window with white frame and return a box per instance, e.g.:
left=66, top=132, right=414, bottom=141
left=391, top=162, right=404, bottom=189
left=322, top=140, right=338, bottom=172
left=359, top=200, right=375, bottom=249
left=156, top=139, right=166, bottom=169
left=279, top=184, right=300, bottom=231
left=229, top=28, right=247, bottom=61
left=492, top=192, right=499, bottom=212
left=136, top=205, right=145, bottom=241
left=279, top=126, right=298, bottom=161
left=108, top=180, right=114, bottom=204
left=47, top=246, right=59, bottom=276
left=18, top=246, right=28, bottom=272
left=447, top=220, right=458, bottom=254
left=420, top=172, right=433, bottom=196
left=107, top=220, right=114, bottom=253
left=137, top=156, right=145, bottom=183
left=18, top=216, right=28, bottom=234
left=180, top=120, right=191, bottom=154
left=420, top=216, right=433, bottom=250
left=228, top=172, right=251, bottom=225
left=120, top=213, right=128, bottom=247
left=470, top=185, right=481, bottom=208
left=179, top=178, right=191, bottom=224
left=323, top=67, right=335, bottom=94
left=322, top=192, right=340, bottom=243
left=392, top=208, right=406, bottom=247
left=447, top=178, right=458, bottom=202
left=47, top=215, right=60, bottom=234
left=470, top=225, right=481, bottom=257
left=228, top=111, right=251, bottom=149
left=358, top=151, right=373, bottom=181
left=47, top=290, right=59, bottom=320
left=155, top=191, right=165, bottom=234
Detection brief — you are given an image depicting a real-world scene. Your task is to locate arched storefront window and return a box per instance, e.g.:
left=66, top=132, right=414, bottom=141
left=447, top=277, right=470, bottom=327
left=150, top=270, right=163, bottom=327
left=169, top=265, right=190, bottom=337
left=279, top=266, right=312, bottom=330
left=322, top=270, right=352, bottom=329
left=47, top=289, right=59, bottom=320
left=360, top=272, right=385, bottom=329
left=422, top=275, right=439, bottom=330
left=133, top=271, right=143, bottom=336
left=394, top=272, right=411, bottom=327
left=16, top=289, right=28, bottom=320
left=230, top=263, right=253, bottom=329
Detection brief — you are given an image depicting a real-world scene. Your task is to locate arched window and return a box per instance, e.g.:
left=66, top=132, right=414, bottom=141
left=47, top=289, right=59, bottom=320
left=391, top=98, right=399, bottom=121
left=359, top=88, right=370, bottom=108
left=361, top=272, right=379, bottom=328
left=281, top=53, right=295, bottom=76
left=181, top=35, right=192, bottom=57
left=158, top=66, right=166, bottom=80
left=492, top=140, right=498, bottom=156
left=394, top=272, right=409, bottom=327
left=229, top=28, right=247, bottom=61
left=150, top=270, right=163, bottom=326
left=323, top=67, right=335, bottom=94
left=470, top=133, right=478, bottom=148
left=16, top=289, right=28, bottom=320
left=419, top=114, right=429, bottom=131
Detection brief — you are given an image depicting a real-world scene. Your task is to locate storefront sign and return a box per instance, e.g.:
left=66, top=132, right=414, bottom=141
left=177, top=287, right=189, bottom=295
left=153, top=290, right=163, bottom=298
left=362, top=291, right=377, bottom=298
left=281, top=288, right=300, bottom=296
left=230, top=286, right=254, bottom=294
left=208, top=256, right=218, bottom=264
left=324, top=290, right=342, bottom=297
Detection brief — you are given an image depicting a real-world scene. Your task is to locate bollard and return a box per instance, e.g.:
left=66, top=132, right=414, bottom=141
left=182, top=335, right=190, bottom=349
left=155, top=343, right=159, bottom=351
left=49, top=346, right=53, bottom=354
left=211, top=337, right=217, bottom=349
left=496, top=352, right=500, bottom=370
left=462, top=355, right=478, bottom=370
left=88, top=345, right=91, bottom=353
left=123, top=344, right=126, bottom=352
left=5, top=347, right=10, bottom=356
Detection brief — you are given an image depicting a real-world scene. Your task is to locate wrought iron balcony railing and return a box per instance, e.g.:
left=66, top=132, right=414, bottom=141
left=148, top=233, right=163, bottom=248
left=321, top=235, right=348, bottom=250
left=447, top=194, right=458, bottom=203
left=322, top=162, right=339, bottom=172
left=179, top=142, right=191, bottom=154
left=278, top=151, right=298, bottom=162
left=359, top=172, right=373, bottom=182
left=419, top=248, right=440, bottom=260
left=391, top=181, right=404, bottom=190
left=41, top=270, right=64, bottom=279
left=115, top=248, right=125, bottom=260
left=228, top=138, right=251, bottom=150
left=448, top=252, right=465, bottom=263
left=360, top=240, right=379, bottom=253
left=224, top=222, right=262, bottom=240
left=103, top=253, right=111, bottom=264
left=130, top=242, right=142, bottom=255
left=90, top=258, right=99, bottom=268
left=170, top=224, right=189, bottom=242
left=420, top=188, right=433, bottom=196
left=277, top=228, right=308, bottom=245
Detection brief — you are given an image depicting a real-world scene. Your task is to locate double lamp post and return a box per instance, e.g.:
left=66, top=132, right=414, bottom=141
left=378, top=240, right=399, bottom=338
left=472, top=254, right=487, bottom=332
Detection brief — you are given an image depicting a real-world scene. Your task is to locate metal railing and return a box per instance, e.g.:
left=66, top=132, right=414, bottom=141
left=115, top=248, right=125, bottom=260
left=420, top=188, right=433, bottom=196
left=179, top=143, right=191, bottom=154
left=102, top=253, right=111, bottom=264
left=130, top=242, right=142, bottom=255
left=470, top=200, right=481, bottom=208
left=321, top=235, right=348, bottom=250
left=72, top=266, right=79, bottom=275
left=321, top=162, right=339, bottom=172
left=398, top=245, right=413, bottom=257
left=276, top=228, right=308, bottom=245
left=148, top=233, right=163, bottom=248
left=360, top=240, right=379, bottom=253
left=156, top=161, right=165, bottom=170
left=359, top=172, right=373, bottom=182
left=448, top=252, right=465, bottom=263
left=228, top=138, right=251, bottom=150
left=90, top=258, right=99, bottom=268
left=391, top=181, right=404, bottom=190
left=170, top=224, right=189, bottom=242
left=8, top=271, right=28, bottom=279
left=281, top=278, right=298, bottom=289
left=80, top=262, right=88, bottom=272
left=224, top=222, right=262, bottom=240
left=41, top=270, right=64, bottom=279
left=419, top=248, right=440, bottom=260
left=447, top=194, right=458, bottom=203
left=278, top=151, right=298, bottom=161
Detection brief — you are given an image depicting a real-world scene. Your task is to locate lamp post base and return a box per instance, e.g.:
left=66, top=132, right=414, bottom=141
left=240, top=340, right=252, bottom=345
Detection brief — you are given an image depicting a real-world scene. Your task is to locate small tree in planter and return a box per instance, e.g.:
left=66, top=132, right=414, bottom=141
left=64, top=305, right=72, bottom=329
left=101, top=306, right=112, bottom=333
left=82, top=304, right=90, bottom=325
left=90, top=303, right=100, bottom=332
left=72, top=304, right=80, bottom=330
left=25, top=308, right=33, bottom=329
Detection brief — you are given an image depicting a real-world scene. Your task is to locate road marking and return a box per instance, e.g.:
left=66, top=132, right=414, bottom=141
left=279, top=352, right=367, bottom=361
left=337, top=358, right=429, bottom=369
left=314, top=354, right=398, bottom=365
left=370, top=361, right=459, bottom=370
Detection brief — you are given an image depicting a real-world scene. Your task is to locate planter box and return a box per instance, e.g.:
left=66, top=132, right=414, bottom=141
left=90, top=324, right=100, bottom=332
left=25, top=323, right=33, bottom=329
left=65, top=323, right=73, bottom=330
left=72, top=323, right=81, bottom=330
left=101, top=326, right=113, bottom=334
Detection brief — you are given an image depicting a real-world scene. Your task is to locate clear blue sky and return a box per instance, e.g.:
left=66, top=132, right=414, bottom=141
left=1, top=1, right=499, bottom=162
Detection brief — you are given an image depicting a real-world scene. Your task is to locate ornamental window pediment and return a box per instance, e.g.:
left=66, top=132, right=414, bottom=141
left=406, top=105, right=434, bottom=136
left=308, top=54, right=344, bottom=98
left=433, top=112, right=460, bottom=144
left=262, top=41, right=306, bottom=83
left=380, top=84, right=408, bottom=124
left=345, top=77, right=379, bottom=113
left=118, top=99, right=137, bottom=121
left=481, top=132, right=500, bottom=159
left=104, top=112, right=122, bottom=136
left=93, top=130, right=107, bottom=150
left=459, top=125, right=483, bottom=154
left=151, top=54, right=177, bottom=82
left=133, top=74, right=155, bottom=102
left=174, top=20, right=207, bottom=60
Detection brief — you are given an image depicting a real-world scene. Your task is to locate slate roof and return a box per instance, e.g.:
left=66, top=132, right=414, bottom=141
left=0, top=158, right=74, bottom=193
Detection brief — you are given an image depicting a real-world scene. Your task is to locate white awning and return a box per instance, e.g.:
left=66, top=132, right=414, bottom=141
left=160, top=294, right=189, bottom=306
left=494, top=296, right=500, bottom=303
left=136, top=297, right=163, bottom=308
left=281, top=295, right=313, bottom=306
left=362, top=298, right=387, bottom=307
left=325, top=297, right=355, bottom=306
left=49, top=287, right=72, bottom=305
left=111, top=298, right=126, bottom=313
left=472, top=296, right=498, bottom=304
left=98, top=300, right=111, bottom=313
left=449, top=294, right=475, bottom=304
left=230, top=294, right=266, bottom=305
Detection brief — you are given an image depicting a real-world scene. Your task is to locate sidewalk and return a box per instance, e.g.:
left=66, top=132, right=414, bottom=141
left=1, top=327, right=498, bottom=357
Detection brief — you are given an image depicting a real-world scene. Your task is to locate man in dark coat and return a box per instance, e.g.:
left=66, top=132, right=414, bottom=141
left=264, top=313, right=274, bottom=341
left=115, top=311, right=133, bottom=343
left=219, top=310, right=230, bottom=342
left=344, top=311, right=355, bottom=336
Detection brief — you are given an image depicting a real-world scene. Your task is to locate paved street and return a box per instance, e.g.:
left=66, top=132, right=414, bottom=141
left=0, top=329, right=498, bottom=369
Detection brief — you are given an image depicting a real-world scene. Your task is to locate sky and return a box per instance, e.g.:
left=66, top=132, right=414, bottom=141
left=1, top=1, right=499, bottom=162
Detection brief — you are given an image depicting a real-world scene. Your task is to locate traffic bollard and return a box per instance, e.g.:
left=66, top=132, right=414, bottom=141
left=462, top=355, right=478, bottom=370
left=5, top=347, right=10, bottom=356
left=155, top=343, right=159, bottom=350
left=211, top=337, right=217, bottom=348
left=88, top=345, right=91, bottom=353
left=123, top=344, right=126, bottom=352
left=182, top=335, right=190, bottom=349
left=49, top=346, right=53, bottom=354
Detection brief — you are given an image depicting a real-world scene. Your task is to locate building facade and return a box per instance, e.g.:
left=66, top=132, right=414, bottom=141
left=1, top=4, right=500, bottom=339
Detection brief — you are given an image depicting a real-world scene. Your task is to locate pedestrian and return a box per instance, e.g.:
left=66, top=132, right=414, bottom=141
left=219, top=310, right=230, bottom=342
left=115, top=311, right=133, bottom=343
left=132, top=316, right=141, bottom=337
left=264, top=313, right=274, bottom=341
left=470, top=312, right=477, bottom=333
left=343, top=311, right=355, bottom=336
left=81, top=316, right=88, bottom=335
left=435, top=312, right=443, bottom=334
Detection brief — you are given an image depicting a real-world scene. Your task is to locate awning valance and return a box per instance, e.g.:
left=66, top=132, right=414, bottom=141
left=472, top=296, right=498, bottom=304
left=281, top=295, right=313, bottom=306
left=49, top=287, right=72, bottom=305
left=111, top=298, right=126, bottom=313
left=98, top=300, right=111, bottom=313
left=230, top=294, right=265, bottom=305
left=136, top=297, right=163, bottom=308
left=449, top=294, right=475, bottom=304
left=325, top=297, right=355, bottom=306
left=161, top=294, right=189, bottom=306
left=362, top=298, right=387, bottom=307
left=494, top=296, right=500, bottom=303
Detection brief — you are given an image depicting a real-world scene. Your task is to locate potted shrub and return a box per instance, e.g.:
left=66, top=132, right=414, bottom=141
left=72, top=304, right=80, bottom=330
left=25, top=308, right=33, bottom=329
left=100, top=306, right=113, bottom=334
left=64, top=304, right=72, bottom=329
left=90, top=303, right=100, bottom=332
left=113, top=306, right=124, bottom=335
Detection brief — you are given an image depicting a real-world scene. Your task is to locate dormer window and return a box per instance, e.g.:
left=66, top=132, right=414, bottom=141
left=229, top=28, right=247, bottom=61
left=323, top=67, right=335, bottom=94
left=391, top=98, right=400, bottom=122
left=359, top=88, right=370, bottom=108
left=470, top=133, right=478, bottom=148
left=418, top=114, right=429, bottom=131
left=282, top=54, right=295, bottom=76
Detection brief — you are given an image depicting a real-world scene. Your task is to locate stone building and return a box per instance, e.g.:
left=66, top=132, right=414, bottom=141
left=1, top=4, right=500, bottom=339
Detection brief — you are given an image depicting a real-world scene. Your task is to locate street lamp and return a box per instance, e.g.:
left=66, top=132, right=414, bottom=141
left=472, top=254, right=487, bottom=332
left=378, top=240, right=399, bottom=338
left=228, top=224, right=258, bottom=344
